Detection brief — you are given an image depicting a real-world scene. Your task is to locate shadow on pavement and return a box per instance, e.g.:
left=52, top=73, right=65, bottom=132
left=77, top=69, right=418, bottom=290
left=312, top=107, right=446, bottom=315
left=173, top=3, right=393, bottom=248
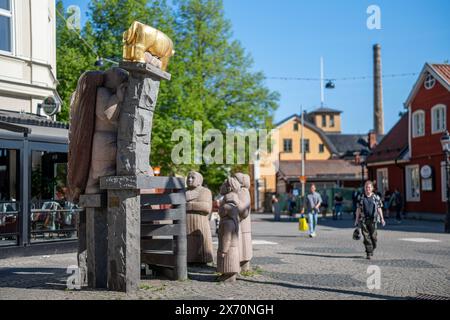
left=278, top=251, right=364, bottom=260
left=0, top=267, right=70, bottom=290
left=256, top=213, right=447, bottom=234
left=237, top=277, right=404, bottom=300
left=187, top=264, right=218, bottom=282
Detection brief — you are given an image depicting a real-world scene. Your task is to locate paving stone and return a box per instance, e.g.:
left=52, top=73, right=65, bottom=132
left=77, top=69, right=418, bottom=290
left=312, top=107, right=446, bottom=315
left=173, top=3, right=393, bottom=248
left=1, top=214, right=450, bottom=300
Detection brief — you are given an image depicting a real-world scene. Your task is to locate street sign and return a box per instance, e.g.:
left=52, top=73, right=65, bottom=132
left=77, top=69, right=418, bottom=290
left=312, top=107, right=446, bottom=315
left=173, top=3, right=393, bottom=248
left=38, top=96, right=60, bottom=116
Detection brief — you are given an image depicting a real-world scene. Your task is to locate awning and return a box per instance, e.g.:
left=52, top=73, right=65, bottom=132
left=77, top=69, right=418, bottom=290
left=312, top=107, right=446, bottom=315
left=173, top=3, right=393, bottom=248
left=0, top=121, right=68, bottom=144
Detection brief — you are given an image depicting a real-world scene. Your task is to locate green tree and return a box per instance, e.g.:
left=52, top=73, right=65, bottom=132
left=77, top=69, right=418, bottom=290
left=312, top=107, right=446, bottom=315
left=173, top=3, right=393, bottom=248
left=56, top=0, right=279, bottom=193
left=164, top=0, right=279, bottom=191
left=88, top=0, right=175, bottom=62
left=55, top=0, right=97, bottom=122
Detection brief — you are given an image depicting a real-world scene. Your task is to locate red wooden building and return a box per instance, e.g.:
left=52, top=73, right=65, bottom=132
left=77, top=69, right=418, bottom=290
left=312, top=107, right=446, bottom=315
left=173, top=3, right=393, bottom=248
left=367, top=63, right=450, bottom=220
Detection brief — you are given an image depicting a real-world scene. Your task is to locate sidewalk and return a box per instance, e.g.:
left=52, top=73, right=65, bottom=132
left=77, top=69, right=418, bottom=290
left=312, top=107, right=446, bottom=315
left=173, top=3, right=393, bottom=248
left=1, top=213, right=449, bottom=300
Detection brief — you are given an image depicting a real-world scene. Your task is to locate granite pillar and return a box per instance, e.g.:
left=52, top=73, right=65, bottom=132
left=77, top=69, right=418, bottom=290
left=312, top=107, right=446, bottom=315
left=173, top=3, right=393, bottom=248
left=79, top=194, right=108, bottom=288
left=102, top=62, right=170, bottom=292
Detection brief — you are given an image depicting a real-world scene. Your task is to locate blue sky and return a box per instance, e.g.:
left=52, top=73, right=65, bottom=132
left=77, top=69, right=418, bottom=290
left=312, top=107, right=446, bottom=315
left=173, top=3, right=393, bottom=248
left=62, top=0, right=450, bottom=134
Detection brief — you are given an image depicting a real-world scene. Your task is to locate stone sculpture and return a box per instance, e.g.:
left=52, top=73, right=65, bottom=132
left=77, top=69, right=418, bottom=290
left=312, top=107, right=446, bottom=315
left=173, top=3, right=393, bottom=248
left=217, top=176, right=241, bottom=282
left=69, top=21, right=177, bottom=292
left=233, top=173, right=253, bottom=271
left=123, top=21, right=174, bottom=71
left=67, top=67, right=128, bottom=201
left=67, top=67, right=128, bottom=288
left=185, top=171, right=214, bottom=264
left=85, top=67, right=129, bottom=194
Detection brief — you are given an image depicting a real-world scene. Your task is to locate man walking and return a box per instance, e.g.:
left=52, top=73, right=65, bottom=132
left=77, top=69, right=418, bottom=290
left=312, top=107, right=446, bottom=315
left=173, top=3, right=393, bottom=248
left=333, top=192, right=344, bottom=220
left=305, top=184, right=322, bottom=238
left=354, top=180, right=385, bottom=259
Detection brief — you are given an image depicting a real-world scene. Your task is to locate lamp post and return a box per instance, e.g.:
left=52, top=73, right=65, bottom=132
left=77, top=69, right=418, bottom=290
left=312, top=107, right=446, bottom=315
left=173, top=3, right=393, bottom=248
left=440, top=131, right=450, bottom=233
left=355, top=152, right=367, bottom=187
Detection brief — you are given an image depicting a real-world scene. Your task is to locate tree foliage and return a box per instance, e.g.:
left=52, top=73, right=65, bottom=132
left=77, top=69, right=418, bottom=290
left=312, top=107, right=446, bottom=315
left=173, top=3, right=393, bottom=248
left=56, top=0, right=279, bottom=193
left=55, top=0, right=97, bottom=122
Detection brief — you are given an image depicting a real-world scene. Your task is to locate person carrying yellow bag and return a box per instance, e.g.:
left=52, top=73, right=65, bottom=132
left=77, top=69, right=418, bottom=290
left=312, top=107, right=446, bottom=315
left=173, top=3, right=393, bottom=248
left=298, top=213, right=309, bottom=232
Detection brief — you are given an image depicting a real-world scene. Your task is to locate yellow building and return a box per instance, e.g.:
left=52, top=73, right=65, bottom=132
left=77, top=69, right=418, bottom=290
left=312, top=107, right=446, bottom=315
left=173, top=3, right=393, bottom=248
left=250, top=107, right=377, bottom=211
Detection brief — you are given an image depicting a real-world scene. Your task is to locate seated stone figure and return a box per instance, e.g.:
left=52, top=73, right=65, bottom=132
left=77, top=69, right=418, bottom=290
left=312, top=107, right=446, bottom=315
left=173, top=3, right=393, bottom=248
left=185, top=171, right=214, bottom=264
left=85, top=68, right=128, bottom=194
left=233, top=173, right=252, bottom=272
left=216, top=176, right=241, bottom=282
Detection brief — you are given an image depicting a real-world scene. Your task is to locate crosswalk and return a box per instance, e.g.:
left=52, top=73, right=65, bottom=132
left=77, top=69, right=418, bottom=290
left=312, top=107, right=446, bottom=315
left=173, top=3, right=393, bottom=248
left=212, top=239, right=278, bottom=245
left=399, top=238, right=441, bottom=243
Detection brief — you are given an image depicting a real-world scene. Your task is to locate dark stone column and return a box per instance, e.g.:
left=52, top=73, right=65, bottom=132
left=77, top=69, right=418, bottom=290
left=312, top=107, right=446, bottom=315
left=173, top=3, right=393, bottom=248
left=79, top=194, right=108, bottom=288
left=116, top=62, right=171, bottom=176
left=102, top=62, right=170, bottom=292
left=106, top=188, right=140, bottom=292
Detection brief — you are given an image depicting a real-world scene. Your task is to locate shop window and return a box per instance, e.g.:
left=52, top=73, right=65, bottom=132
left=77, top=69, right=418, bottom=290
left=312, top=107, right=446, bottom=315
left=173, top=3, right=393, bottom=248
left=0, top=148, right=19, bottom=247
left=405, top=165, right=420, bottom=202
left=30, top=151, right=80, bottom=243
left=376, top=168, right=389, bottom=196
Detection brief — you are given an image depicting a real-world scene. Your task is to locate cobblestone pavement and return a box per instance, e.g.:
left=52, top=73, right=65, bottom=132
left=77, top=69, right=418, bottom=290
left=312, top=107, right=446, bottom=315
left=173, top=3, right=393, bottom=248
left=1, top=213, right=449, bottom=300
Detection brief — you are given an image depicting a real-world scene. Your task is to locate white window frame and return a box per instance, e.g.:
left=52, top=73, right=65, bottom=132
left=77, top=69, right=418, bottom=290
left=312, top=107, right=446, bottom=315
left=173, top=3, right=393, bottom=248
left=405, top=165, right=420, bottom=202
left=0, top=0, right=14, bottom=56
left=424, top=73, right=436, bottom=90
left=283, top=139, right=292, bottom=153
left=441, top=161, right=448, bottom=202
left=376, top=168, right=389, bottom=195
left=431, top=104, right=446, bottom=134
left=412, top=110, right=425, bottom=138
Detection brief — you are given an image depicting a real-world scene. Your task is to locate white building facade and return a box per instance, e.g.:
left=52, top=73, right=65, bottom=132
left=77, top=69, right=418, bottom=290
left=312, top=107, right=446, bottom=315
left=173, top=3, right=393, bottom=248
left=0, top=0, right=60, bottom=116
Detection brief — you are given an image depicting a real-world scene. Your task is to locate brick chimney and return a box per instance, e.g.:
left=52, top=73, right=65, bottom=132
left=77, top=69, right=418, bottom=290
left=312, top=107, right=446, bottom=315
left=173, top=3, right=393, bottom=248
left=368, top=131, right=377, bottom=150
left=373, top=44, right=384, bottom=135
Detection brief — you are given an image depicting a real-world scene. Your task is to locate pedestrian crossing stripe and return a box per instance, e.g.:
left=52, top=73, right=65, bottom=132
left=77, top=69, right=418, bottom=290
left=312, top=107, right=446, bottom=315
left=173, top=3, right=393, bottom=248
left=252, top=240, right=278, bottom=245
left=212, top=240, right=278, bottom=245
left=399, top=238, right=441, bottom=243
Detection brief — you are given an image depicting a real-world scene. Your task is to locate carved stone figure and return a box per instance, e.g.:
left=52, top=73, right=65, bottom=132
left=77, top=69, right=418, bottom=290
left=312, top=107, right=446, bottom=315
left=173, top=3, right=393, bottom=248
left=67, top=71, right=103, bottom=203
left=85, top=68, right=128, bottom=194
left=217, top=177, right=241, bottom=282
left=67, top=68, right=128, bottom=289
left=185, top=171, right=214, bottom=264
left=67, top=67, right=128, bottom=201
left=123, top=21, right=174, bottom=71
left=233, top=173, right=253, bottom=271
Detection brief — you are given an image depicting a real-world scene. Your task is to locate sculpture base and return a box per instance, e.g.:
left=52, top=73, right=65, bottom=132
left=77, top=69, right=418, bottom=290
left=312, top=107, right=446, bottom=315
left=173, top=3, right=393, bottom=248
left=217, top=273, right=237, bottom=283
left=79, top=193, right=108, bottom=288
left=240, top=261, right=251, bottom=272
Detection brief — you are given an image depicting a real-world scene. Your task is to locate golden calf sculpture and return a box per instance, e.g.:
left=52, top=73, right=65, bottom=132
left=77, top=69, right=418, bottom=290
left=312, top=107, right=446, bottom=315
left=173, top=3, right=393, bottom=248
left=123, top=21, right=174, bottom=71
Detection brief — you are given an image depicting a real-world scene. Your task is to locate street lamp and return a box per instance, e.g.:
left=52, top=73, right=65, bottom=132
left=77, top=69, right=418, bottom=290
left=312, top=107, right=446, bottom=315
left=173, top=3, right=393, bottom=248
left=355, top=149, right=369, bottom=187
left=440, top=130, right=450, bottom=233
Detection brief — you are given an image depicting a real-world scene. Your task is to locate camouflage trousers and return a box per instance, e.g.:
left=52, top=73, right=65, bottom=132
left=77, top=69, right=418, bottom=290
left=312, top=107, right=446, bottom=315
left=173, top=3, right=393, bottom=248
left=361, top=219, right=377, bottom=255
